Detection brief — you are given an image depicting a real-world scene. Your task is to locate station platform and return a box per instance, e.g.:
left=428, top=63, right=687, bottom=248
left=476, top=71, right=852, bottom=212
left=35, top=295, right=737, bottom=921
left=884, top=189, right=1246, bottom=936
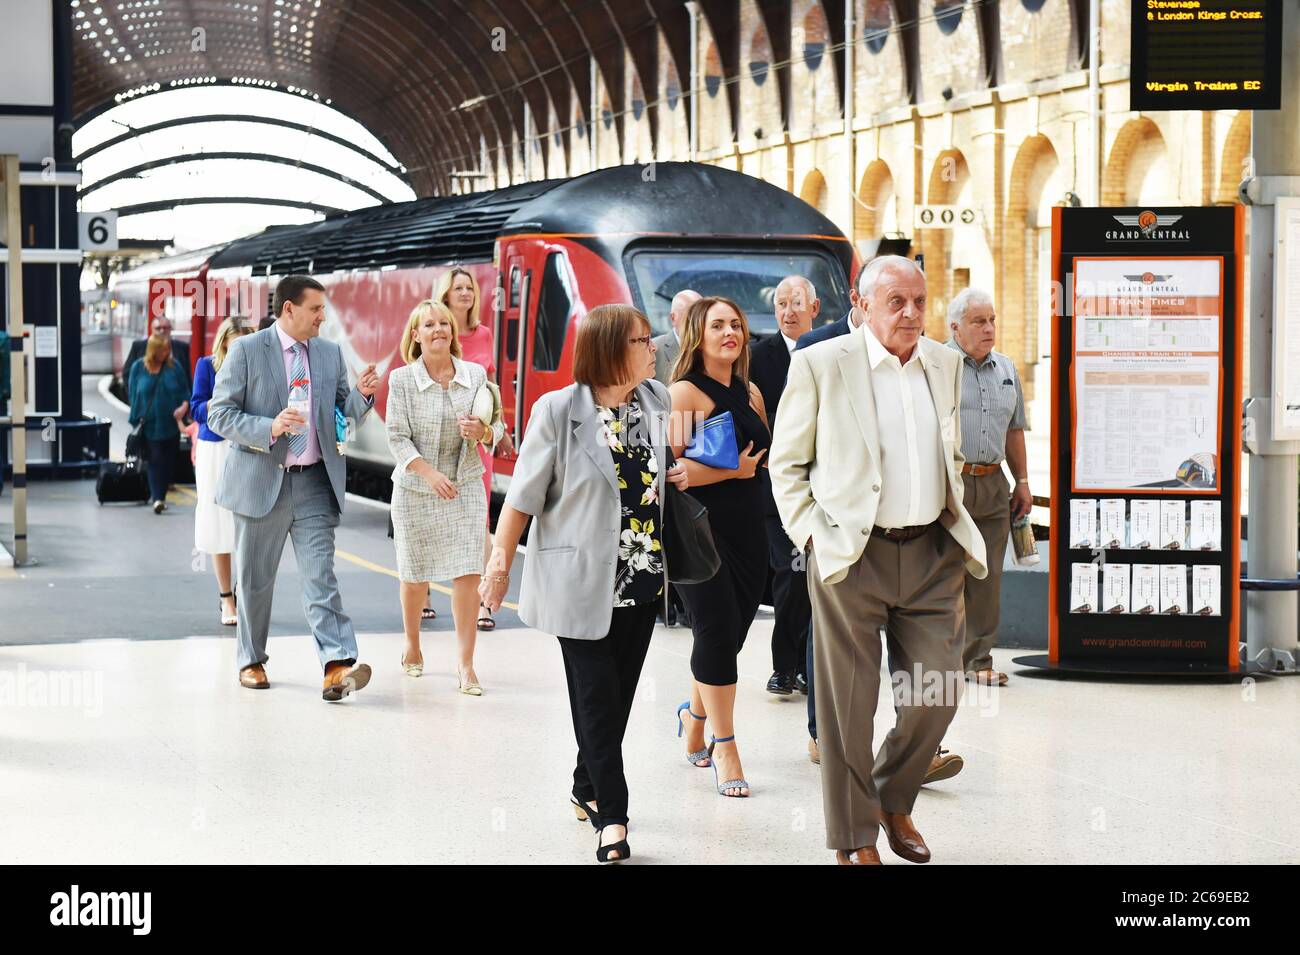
left=2, top=463, right=1298, bottom=865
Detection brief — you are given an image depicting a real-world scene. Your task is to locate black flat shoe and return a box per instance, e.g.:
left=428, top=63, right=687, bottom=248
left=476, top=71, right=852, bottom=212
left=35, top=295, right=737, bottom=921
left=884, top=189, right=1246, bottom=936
left=766, top=671, right=794, bottom=695
left=794, top=672, right=809, bottom=695
left=596, top=827, right=630, bottom=864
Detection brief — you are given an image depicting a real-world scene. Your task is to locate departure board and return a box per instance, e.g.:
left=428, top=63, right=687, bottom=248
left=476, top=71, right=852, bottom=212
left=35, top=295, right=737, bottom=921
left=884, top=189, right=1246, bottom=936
left=1130, top=0, right=1283, bottom=110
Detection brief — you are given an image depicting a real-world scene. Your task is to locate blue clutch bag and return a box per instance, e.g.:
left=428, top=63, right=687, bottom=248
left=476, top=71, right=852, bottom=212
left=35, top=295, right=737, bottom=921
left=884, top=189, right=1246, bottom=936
left=684, top=410, right=739, bottom=470
left=334, top=406, right=348, bottom=453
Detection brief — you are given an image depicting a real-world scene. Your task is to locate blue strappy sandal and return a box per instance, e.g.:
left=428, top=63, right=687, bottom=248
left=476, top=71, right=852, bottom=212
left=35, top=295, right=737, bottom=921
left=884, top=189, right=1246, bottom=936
left=676, top=700, right=711, bottom=767
left=708, top=735, right=750, bottom=797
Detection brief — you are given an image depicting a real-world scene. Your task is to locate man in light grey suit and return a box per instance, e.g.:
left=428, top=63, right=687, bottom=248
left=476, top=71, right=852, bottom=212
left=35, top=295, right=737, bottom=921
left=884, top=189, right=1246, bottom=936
left=651, top=288, right=700, bottom=384
left=207, top=275, right=381, bottom=702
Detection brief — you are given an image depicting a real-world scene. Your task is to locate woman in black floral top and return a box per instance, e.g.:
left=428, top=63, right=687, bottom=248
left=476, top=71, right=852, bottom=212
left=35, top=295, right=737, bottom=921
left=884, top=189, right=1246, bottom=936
left=481, top=304, right=688, bottom=864
left=598, top=398, right=665, bottom=606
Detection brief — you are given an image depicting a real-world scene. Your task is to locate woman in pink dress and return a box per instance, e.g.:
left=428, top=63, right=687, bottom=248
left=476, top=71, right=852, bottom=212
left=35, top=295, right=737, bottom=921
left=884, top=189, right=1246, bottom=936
left=434, top=267, right=514, bottom=629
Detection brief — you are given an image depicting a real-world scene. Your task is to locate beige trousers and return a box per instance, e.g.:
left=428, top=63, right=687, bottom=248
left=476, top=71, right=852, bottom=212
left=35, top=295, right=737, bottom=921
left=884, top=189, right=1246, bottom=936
left=808, top=525, right=965, bottom=851
left=958, top=470, right=1011, bottom=673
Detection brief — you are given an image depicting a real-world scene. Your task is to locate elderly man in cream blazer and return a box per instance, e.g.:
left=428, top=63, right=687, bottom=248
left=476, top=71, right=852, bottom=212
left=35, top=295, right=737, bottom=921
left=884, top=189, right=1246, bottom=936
left=769, top=255, right=986, bottom=866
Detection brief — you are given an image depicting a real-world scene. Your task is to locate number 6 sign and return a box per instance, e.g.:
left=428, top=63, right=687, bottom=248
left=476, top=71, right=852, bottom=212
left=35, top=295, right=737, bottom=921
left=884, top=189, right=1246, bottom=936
left=79, top=211, right=118, bottom=251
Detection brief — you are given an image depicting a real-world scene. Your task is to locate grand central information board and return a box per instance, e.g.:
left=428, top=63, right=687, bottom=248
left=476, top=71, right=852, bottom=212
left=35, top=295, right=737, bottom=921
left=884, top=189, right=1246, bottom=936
left=1046, top=206, right=1245, bottom=674
left=1130, top=0, right=1283, bottom=110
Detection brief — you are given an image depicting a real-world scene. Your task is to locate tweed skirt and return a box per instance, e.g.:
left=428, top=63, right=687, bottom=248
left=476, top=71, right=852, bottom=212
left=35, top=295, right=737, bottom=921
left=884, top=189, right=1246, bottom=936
left=391, top=478, right=487, bottom=583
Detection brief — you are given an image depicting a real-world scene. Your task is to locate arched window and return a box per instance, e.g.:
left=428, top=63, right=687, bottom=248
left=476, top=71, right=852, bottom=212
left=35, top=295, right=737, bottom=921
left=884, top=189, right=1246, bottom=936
left=749, top=22, right=772, bottom=86
left=934, top=0, right=964, bottom=35
left=803, top=4, right=829, bottom=71
left=863, top=0, right=892, bottom=55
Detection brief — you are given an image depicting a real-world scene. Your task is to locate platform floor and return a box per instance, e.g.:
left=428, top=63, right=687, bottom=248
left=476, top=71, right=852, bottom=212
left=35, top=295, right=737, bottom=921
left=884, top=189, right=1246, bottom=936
left=0, top=380, right=1295, bottom=864
left=1, top=628, right=1297, bottom=864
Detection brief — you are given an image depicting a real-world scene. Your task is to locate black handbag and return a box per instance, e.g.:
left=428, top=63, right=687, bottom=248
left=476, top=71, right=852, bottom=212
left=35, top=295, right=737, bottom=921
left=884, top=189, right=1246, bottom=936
left=96, top=459, right=150, bottom=504
left=126, top=374, right=162, bottom=461
left=663, top=482, right=721, bottom=585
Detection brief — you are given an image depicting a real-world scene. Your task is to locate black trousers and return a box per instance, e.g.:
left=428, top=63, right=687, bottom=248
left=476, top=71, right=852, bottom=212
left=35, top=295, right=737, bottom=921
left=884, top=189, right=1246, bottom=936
left=559, top=603, right=657, bottom=829
left=142, top=435, right=179, bottom=504
left=766, top=512, right=811, bottom=674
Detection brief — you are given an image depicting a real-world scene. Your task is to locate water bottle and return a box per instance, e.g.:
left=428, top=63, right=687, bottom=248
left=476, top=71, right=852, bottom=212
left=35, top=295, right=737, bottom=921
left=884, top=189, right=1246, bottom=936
left=1011, top=514, right=1039, bottom=566
left=288, top=380, right=310, bottom=435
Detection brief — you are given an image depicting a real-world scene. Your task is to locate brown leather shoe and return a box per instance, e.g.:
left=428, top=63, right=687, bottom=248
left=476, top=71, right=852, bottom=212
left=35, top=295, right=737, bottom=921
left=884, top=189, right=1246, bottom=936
left=808, top=738, right=820, bottom=765
left=972, top=668, right=1008, bottom=686
left=322, top=660, right=372, bottom=702
left=239, top=664, right=269, bottom=689
left=881, top=812, right=931, bottom=863
left=835, top=846, right=882, bottom=865
left=922, top=747, right=964, bottom=785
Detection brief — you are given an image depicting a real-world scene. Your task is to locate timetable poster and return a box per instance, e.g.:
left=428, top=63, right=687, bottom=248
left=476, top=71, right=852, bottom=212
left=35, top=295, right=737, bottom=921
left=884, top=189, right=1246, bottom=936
left=1072, top=257, right=1223, bottom=492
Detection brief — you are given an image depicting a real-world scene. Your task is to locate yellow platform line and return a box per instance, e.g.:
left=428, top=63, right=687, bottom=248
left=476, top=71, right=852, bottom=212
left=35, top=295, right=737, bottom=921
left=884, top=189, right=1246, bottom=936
left=335, top=549, right=519, bottom=612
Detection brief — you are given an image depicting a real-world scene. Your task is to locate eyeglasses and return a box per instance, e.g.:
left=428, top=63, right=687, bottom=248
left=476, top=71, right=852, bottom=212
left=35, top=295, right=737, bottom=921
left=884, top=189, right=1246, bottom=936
left=628, top=336, right=653, bottom=349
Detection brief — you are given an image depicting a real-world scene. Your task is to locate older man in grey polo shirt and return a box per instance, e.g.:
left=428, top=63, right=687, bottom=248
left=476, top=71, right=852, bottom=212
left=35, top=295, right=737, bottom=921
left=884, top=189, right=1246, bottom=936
left=946, top=288, right=1032, bottom=686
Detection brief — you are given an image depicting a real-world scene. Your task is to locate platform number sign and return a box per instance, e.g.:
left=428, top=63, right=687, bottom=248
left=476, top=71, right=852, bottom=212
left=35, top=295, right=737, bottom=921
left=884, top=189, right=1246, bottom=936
left=79, top=211, right=118, bottom=251
left=914, top=205, right=978, bottom=229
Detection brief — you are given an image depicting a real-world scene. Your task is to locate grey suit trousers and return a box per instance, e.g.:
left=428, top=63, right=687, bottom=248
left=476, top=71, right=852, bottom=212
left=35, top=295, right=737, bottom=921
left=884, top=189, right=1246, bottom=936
left=233, top=463, right=358, bottom=672
left=808, top=525, right=965, bottom=851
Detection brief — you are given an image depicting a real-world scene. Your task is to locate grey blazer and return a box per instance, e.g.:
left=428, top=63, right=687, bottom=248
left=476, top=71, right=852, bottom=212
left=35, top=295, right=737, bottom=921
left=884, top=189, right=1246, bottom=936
left=386, top=355, right=504, bottom=492
left=505, top=379, right=671, bottom=639
left=652, top=331, right=679, bottom=385
left=207, top=326, right=374, bottom=518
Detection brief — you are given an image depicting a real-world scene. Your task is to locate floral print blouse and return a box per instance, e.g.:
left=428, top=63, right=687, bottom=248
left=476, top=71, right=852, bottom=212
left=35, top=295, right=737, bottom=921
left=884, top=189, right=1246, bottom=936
left=597, top=398, right=664, bottom=607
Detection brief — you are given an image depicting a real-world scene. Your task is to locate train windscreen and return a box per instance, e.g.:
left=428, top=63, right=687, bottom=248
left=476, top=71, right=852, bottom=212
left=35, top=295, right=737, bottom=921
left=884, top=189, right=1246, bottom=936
left=625, top=247, right=850, bottom=337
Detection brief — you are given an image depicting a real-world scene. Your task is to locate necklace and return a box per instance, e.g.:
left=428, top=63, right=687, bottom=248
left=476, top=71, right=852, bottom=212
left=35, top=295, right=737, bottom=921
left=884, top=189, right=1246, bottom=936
left=426, top=360, right=454, bottom=386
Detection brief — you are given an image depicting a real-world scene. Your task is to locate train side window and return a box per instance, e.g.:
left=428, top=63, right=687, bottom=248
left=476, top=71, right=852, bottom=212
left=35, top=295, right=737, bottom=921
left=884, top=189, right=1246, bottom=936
left=532, top=252, right=574, bottom=372
left=509, top=266, right=521, bottom=308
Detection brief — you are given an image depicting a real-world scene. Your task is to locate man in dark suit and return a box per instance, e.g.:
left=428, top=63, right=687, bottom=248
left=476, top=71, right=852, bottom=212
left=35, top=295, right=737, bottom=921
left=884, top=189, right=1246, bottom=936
left=752, top=276, right=820, bottom=697
left=121, top=315, right=191, bottom=399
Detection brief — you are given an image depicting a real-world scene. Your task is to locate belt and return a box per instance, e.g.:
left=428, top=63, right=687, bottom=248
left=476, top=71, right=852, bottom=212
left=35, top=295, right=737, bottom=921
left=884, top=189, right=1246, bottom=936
left=871, top=521, right=937, bottom=542
left=961, top=462, right=1001, bottom=476
left=280, top=461, right=322, bottom=473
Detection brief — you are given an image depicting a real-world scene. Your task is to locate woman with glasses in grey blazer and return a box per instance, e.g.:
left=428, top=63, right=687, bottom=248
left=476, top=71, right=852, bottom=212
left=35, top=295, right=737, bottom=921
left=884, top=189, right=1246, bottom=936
left=479, top=304, right=689, bottom=864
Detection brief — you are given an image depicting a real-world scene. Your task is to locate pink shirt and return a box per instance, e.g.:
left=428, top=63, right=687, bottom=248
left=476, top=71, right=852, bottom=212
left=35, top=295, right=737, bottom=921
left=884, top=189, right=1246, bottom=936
left=458, top=322, right=495, bottom=377
left=275, top=323, right=322, bottom=466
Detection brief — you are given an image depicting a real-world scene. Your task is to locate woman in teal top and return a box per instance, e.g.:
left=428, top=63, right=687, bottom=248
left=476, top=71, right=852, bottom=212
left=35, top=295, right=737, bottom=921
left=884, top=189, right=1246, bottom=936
left=128, top=334, right=190, bottom=513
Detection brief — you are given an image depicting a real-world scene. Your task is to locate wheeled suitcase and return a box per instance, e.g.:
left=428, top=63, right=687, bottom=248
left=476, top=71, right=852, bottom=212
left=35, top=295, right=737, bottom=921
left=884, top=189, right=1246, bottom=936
left=96, top=459, right=149, bottom=504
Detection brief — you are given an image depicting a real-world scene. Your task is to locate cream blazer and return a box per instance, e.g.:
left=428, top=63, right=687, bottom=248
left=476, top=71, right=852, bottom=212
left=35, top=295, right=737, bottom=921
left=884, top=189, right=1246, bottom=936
left=386, top=355, right=504, bottom=492
left=768, top=329, right=988, bottom=585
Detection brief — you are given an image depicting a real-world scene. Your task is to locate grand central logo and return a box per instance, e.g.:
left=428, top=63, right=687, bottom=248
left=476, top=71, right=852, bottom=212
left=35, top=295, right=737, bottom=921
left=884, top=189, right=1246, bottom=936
left=1106, top=211, right=1189, bottom=240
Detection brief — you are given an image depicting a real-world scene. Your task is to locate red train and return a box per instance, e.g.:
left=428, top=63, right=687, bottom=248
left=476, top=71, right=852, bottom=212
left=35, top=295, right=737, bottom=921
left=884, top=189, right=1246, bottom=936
left=107, top=162, right=857, bottom=496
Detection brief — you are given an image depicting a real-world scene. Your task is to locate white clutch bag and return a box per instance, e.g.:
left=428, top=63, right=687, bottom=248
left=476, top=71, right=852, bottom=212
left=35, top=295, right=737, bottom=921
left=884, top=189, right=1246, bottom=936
left=471, top=383, right=495, bottom=427
left=469, top=381, right=504, bottom=447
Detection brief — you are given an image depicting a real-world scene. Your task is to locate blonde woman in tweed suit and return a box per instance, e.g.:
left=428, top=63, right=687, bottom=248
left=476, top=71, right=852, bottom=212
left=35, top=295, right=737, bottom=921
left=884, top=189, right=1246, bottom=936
left=388, top=300, right=504, bottom=693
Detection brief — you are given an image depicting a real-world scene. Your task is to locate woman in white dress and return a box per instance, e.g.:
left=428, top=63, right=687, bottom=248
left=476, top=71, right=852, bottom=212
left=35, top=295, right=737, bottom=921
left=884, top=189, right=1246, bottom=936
left=191, top=317, right=253, bottom=626
left=388, top=300, right=504, bottom=692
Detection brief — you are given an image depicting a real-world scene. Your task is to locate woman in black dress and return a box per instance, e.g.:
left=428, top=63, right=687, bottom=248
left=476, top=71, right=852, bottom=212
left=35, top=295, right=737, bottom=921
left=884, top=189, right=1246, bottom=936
left=667, top=296, right=771, bottom=797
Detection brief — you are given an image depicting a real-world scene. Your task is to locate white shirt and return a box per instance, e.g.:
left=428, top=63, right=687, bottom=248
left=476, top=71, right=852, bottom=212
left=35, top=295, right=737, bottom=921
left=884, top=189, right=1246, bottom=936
left=780, top=333, right=798, bottom=353
left=861, top=322, right=946, bottom=529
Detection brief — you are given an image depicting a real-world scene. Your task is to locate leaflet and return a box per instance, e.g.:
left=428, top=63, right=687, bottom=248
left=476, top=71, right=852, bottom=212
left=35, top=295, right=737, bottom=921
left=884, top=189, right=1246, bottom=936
left=1132, top=564, right=1160, bottom=615
left=1070, top=499, right=1097, bottom=550
left=1102, top=563, right=1130, bottom=614
left=1072, top=257, right=1222, bottom=492
left=1129, top=500, right=1159, bottom=550
left=1099, top=499, right=1127, bottom=549
left=1159, top=500, right=1187, bottom=550
left=1192, top=565, right=1222, bottom=616
left=1189, top=500, right=1222, bottom=551
left=1070, top=563, right=1099, bottom=613
left=1159, top=564, right=1188, bottom=615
